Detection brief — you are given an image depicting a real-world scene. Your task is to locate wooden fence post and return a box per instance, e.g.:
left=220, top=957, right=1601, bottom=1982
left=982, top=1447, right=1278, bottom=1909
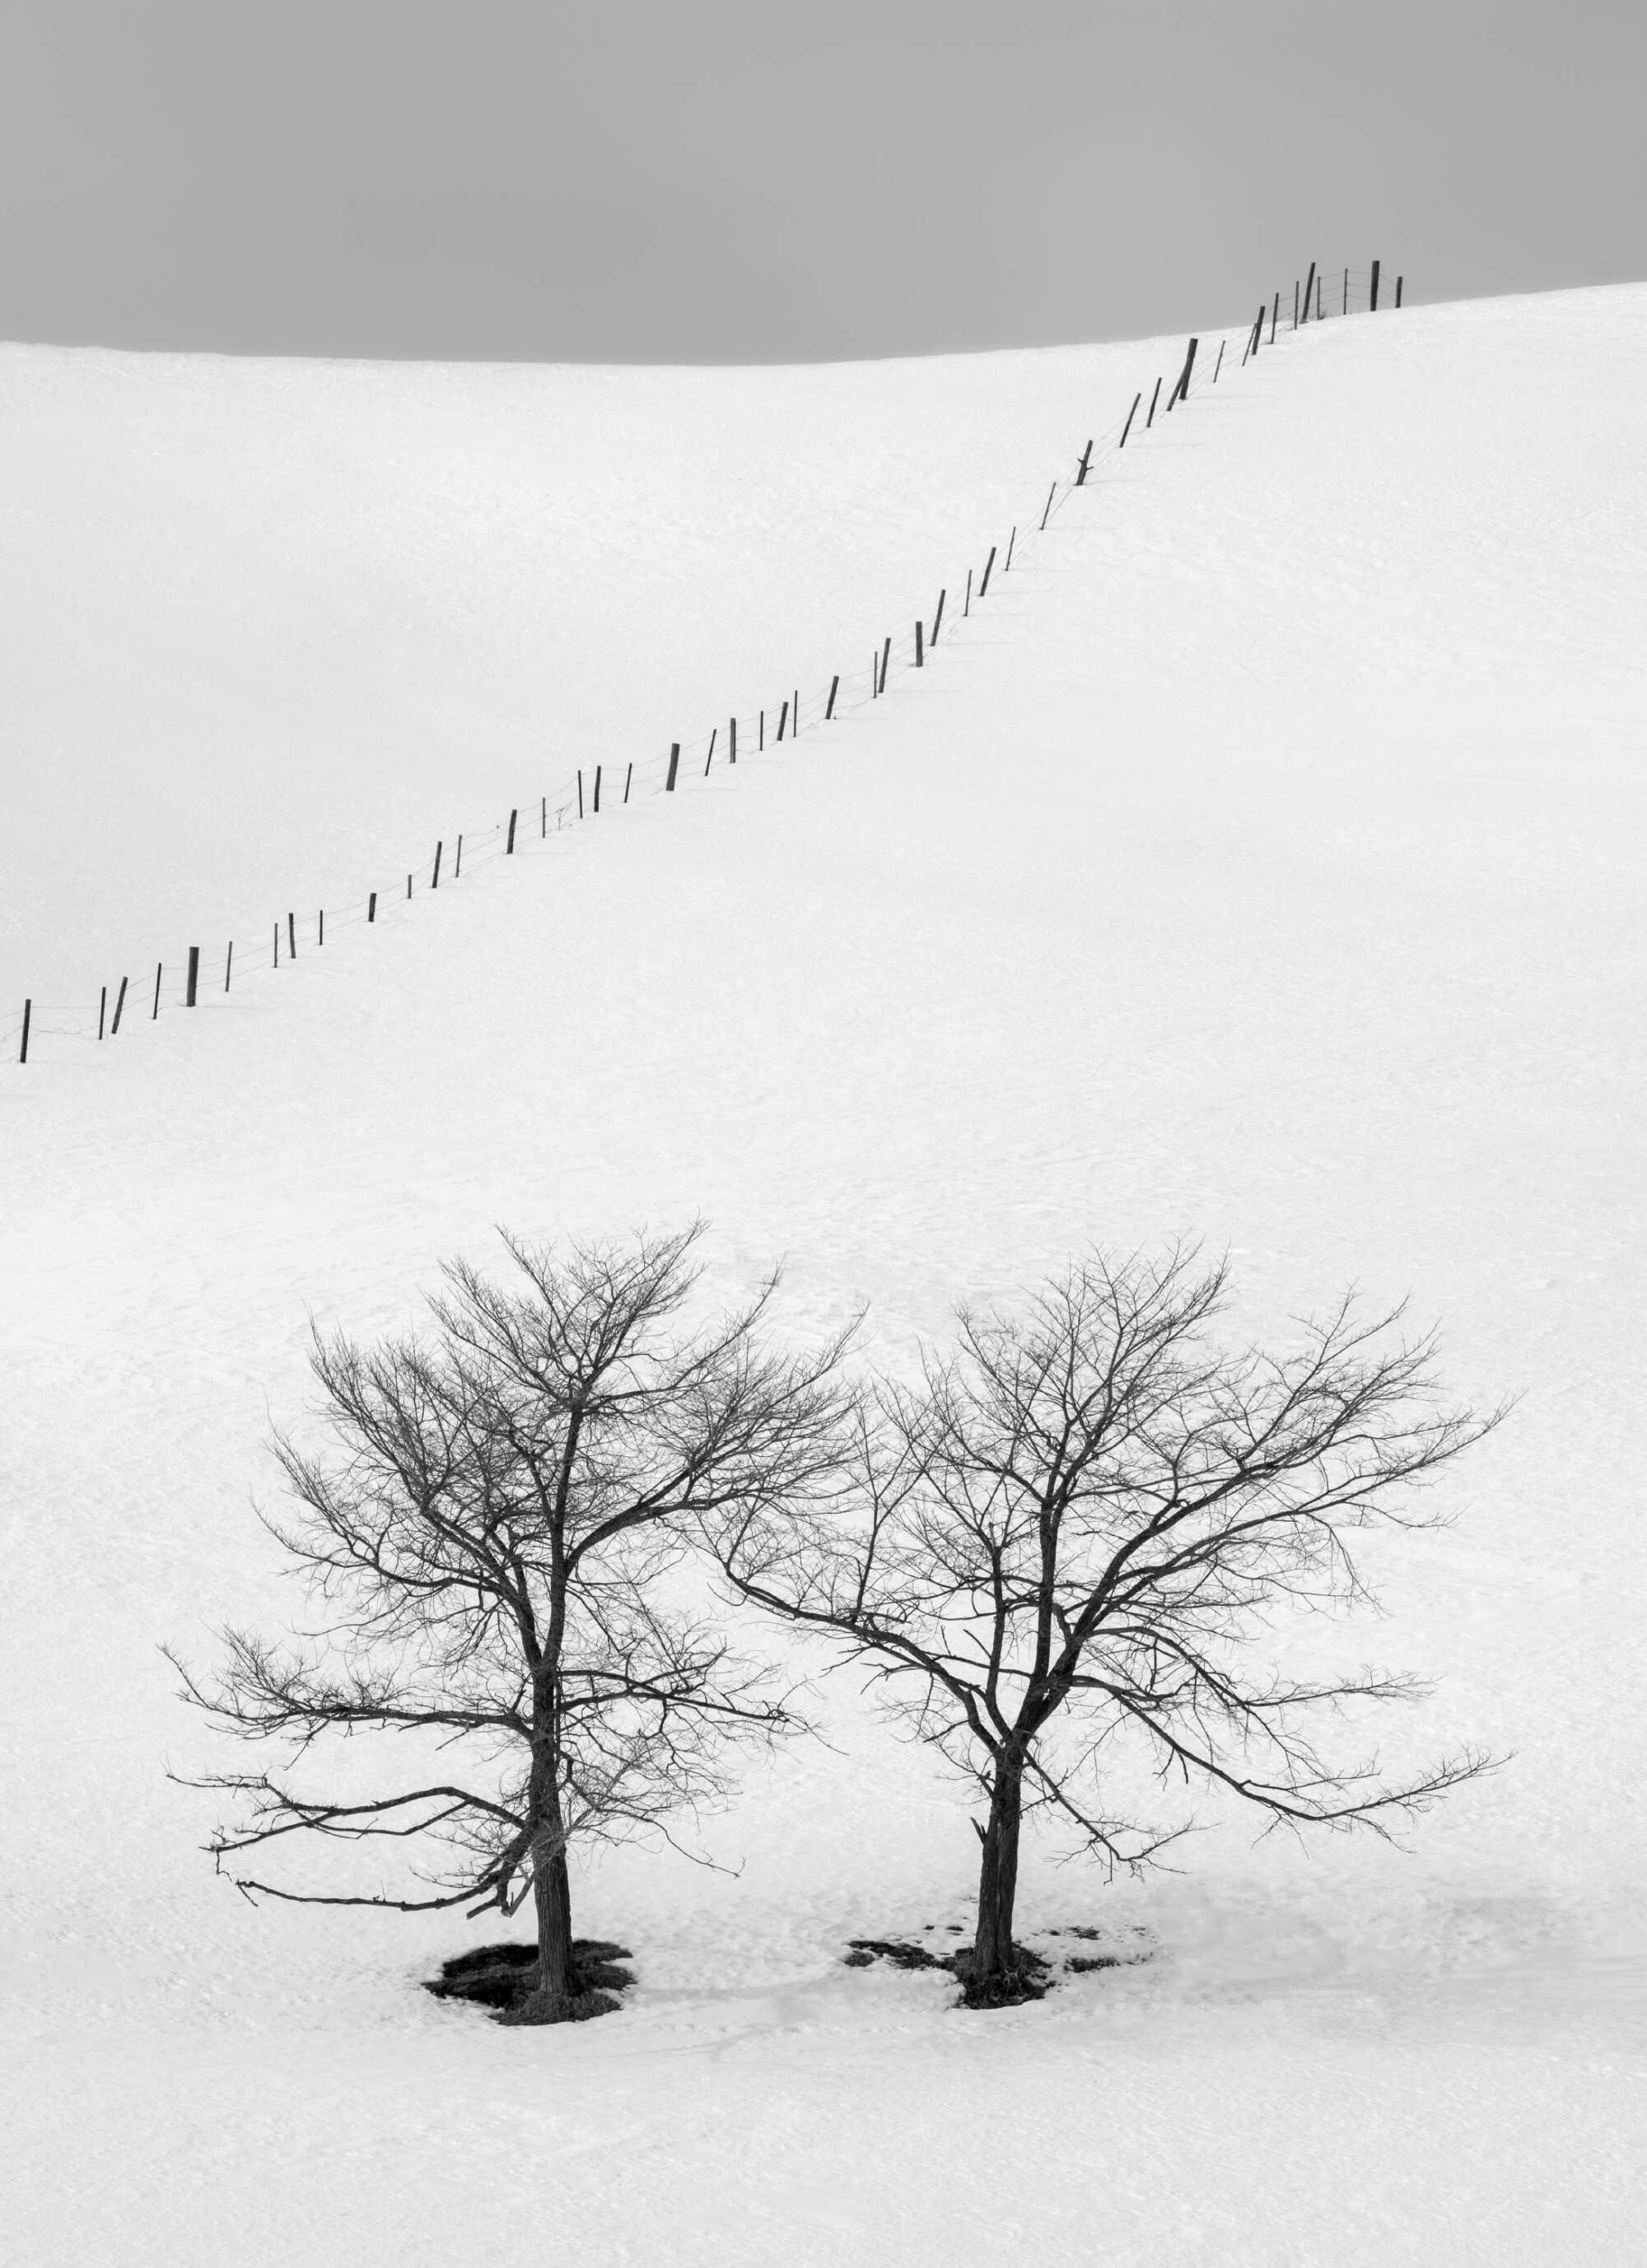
left=407, top=874, right=412, bottom=900
left=1370, top=259, right=1380, bottom=311
left=963, top=567, right=973, bottom=616
left=666, top=742, right=680, bottom=791
left=759, top=709, right=765, bottom=749
left=287, top=912, right=296, bottom=956
left=506, top=807, right=518, bottom=852
left=1396, top=274, right=1403, bottom=307
left=1172, top=336, right=1198, bottom=404
left=1145, top=376, right=1162, bottom=427
left=1039, top=479, right=1056, bottom=529
left=454, top=836, right=463, bottom=880
left=19, top=998, right=30, bottom=1063
left=1303, top=263, right=1317, bottom=325
left=1075, top=441, right=1092, bottom=485
left=1269, top=292, right=1279, bottom=343
left=111, top=976, right=128, bottom=1034
left=432, top=842, right=442, bottom=890
left=540, top=795, right=546, bottom=838
left=1004, top=526, right=1015, bottom=572
left=368, top=892, right=377, bottom=923
left=703, top=731, right=716, bottom=777
left=825, top=675, right=839, bottom=719
left=1119, top=390, right=1141, bottom=446
left=624, top=762, right=633, bottom=803
left=777, top=698, right=789, bottom=740
left=577, top=770, right=584, bottom=818
left=1293, top=279, right=1299, bottom=329
left=979, top=544, right=997, bottom=596
left=99, top=985, right=107, bottom=1039
left=273, top=921, right=280, bottom=967
left=931, top=589, right=945, bottom=644
left=595, top=764, right=603, bottom=810
left=225, top=941, right=234, bottom=992
left=319, top=910, right=324, bottom=945
left=186, top=946, right=199, bottom=1007
left=1213, top=339, right=1225, bottom=381
left=879, top=635, right=891, bottom=692
left=152, top=962, right=162, bottom=1020
left=730, top=718, right=738, bottom=763
left=915, top=621, right=924, bottom=669
left=1316, top=274, right=1323, bottom=319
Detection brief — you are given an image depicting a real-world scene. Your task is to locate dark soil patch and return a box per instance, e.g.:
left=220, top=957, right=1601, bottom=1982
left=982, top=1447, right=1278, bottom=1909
left=426, top=1939, right=635, bottom=2024
left=843, top=1937, right=951, bottom=1971
left=847, top=1928, right=1150, bottom=2005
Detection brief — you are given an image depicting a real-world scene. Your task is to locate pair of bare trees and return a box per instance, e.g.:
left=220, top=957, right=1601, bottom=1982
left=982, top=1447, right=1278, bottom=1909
left=176, top=1227, right=1495, bottom=2019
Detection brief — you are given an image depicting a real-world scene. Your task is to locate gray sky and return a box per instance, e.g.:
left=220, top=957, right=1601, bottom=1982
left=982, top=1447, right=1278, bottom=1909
left=2, top=0, right=1643, bottom=362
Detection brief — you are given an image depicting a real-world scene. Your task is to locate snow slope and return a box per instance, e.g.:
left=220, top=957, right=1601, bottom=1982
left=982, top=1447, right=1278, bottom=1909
left=3, top=282, right=1646, bottom=2266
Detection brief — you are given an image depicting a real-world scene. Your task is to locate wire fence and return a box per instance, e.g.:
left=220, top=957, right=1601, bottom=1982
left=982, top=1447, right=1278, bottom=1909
left=7, top=259, right=1403, bottom=1066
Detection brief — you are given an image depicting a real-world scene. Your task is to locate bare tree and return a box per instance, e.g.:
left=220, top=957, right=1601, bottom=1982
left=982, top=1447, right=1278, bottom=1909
left=712, top=1248, right=1500, bottom=2006
left=172, top=1225, right=851, bottom=2023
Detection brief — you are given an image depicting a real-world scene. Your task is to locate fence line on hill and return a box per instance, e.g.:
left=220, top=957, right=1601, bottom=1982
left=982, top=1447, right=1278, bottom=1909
left=7, top=259, right=1403, bottom=1066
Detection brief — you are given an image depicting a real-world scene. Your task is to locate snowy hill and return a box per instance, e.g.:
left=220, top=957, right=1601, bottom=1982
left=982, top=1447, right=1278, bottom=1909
left=4, top=282, right=1646, bottom=2266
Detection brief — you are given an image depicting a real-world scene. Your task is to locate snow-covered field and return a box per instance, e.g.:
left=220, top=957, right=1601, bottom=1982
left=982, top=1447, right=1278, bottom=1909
left=4, top=282, right=1645, bottom=2264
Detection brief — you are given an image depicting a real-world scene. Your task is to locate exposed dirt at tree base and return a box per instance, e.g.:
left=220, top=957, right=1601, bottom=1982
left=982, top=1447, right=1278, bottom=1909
left=426, top=1939, right=635, bottom=2023
left=844, top=1927, right=1149, bottom=2008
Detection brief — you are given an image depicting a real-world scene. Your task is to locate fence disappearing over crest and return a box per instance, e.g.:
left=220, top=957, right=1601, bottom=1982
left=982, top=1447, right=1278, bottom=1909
left=8, top=261, right=1402, bottom=1066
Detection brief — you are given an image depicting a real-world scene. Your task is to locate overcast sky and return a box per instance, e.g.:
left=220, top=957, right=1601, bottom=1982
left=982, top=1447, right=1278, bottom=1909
left=2, top=0, right=1643, bottom=363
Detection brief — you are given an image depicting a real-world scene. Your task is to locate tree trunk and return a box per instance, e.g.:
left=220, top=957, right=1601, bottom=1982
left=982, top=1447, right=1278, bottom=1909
left=530, top=1823, right=576, bottom=2006
left=970, top=1745, right=1025, bottom=1995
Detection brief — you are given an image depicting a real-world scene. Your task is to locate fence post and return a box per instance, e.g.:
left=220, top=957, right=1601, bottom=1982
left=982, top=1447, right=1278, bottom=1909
left=759, top=709, right=765, bottom=749
left=1342, top=267, right=1348, bottom=315
left=1039, top=480, right=1056, bottom=529
left=225, top=941, right=233, bottom=992
left=1316, top=273, right=1323, bottom=320
left=1119, top=390, right=1141, bottom=446
left=454, top=836, right=463, bottom=880
left=407, top=874, right=412, bottom=900
left=1004, top=526, right=1015, bottom=572
left=1145, top=376, right=1162, bottom=427
left=186, top=946, right=199, bottom=1006
left=666, top=742, right=680, bottom=791
left=18, top=999, right=29, bottom=1063
left=432, top=842, right=443, bottom=889
left=915, top=622, right=924, bottom=669
left=1213, top=340, right=1225, bottom=381
left=777, top=698, right=789, bottom=740
left=624, top=761, right=633, bottom=802
left=1172, top=336, right=1198, bottom=404
left=368, top=892, right=377, bottom=923
left=963, top=567, right=973, bottom=616
left=931, top=590, right=945, bottom=644
left=703, top=731, right=716, bottom=777
left=273, top=921, right=280, bottom=967
left=595, top=763, right=603, bottom=810
left=825, top=675, right=839, bottom=719
left=879, top=635, right=891, bottom=692
left=730, top=718, right=738, bottom=763
left=99, top=985, right=107, bottom=1040
left=1370, top=259, right=1380, bottom=311
left=541, top=795, right=546, bottom=839
left=152, top=962, right=162, bottom=1020
left=1075, top=441, right=1092, bottom=485
left=1396, top=274, right=1403, bottom=307
left=577, top=770, right=584, bottom=818
left=111, top=976, right=128, bottom=1035
left=1269, top=292, right=1278, bottom=343
left=287, top=911, right=297, bottom=957
left=506, top=807, right=518, bottom=853
left=979, top=544, right=997, bottom=596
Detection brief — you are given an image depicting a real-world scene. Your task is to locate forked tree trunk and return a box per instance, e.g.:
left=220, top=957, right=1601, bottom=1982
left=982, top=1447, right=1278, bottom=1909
left=970, top=1743, right=1026, bottom=1994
